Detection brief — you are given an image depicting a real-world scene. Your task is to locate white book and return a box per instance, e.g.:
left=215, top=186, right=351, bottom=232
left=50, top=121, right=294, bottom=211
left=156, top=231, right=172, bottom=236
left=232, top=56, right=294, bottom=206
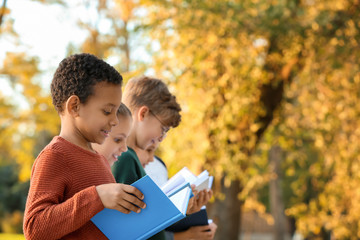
left=161, top=167, right=213, bottom=195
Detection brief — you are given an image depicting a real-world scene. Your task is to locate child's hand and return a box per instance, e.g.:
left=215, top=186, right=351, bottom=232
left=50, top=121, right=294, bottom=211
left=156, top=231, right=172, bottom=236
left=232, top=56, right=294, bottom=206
left=208, top=222, right=217, bottom=239
left=186, top=186, right=212, bottom=214
left=96, top=183, right=146, bottom=214
left=185, top=185, right=197, bottom=215
left=173, top=222, right=217, bottom=240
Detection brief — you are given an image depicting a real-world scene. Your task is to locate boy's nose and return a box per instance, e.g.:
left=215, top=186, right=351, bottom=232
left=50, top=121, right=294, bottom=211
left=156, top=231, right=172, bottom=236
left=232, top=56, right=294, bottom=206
left=118, top=144, right=127, bottom=154
left=158, top=135, right=164, bottom=142
left=158, top=132, right=167, bottom=142
left=110, top=113, right=119, bottom=126
left=121, top=145, right=128, bottom=153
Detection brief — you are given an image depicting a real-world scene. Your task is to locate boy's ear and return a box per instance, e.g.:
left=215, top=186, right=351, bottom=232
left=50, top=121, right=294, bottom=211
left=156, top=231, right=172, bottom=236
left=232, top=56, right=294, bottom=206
left=137, top=106, right=150, bottom=122
left=65, top=95, right=81, bottom=117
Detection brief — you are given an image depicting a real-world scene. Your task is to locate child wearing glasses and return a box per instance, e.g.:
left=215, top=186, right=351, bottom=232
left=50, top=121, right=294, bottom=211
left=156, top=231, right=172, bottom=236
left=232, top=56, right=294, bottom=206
left=112, top=76, right=211, bottom=240
left=112, top=76, right=179, bottom=185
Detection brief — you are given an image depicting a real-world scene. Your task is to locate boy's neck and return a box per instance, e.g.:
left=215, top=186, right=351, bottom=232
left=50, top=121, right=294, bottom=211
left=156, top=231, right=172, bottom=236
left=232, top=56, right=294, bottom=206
left=59, top=117, right=95, bottom=153
left=127, top=130, right=137, bottom=150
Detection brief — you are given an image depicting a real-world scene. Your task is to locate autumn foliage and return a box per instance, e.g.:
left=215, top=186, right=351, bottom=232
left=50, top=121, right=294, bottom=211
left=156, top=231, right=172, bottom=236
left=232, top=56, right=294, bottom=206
left=1, top=0, right=360, bottom=239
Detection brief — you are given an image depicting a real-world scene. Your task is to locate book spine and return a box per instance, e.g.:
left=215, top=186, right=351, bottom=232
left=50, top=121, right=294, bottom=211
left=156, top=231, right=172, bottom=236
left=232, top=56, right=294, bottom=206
left=137, top=213, right=185, bottom=240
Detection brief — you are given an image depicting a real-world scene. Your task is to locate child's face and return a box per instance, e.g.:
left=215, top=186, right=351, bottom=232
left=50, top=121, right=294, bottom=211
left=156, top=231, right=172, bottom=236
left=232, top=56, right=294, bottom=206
left=93, top=115, right=132, bottom=166
left=136, top=141, right=159, bottom=167
left=135, top=108, right=169, bottom=150
left=75, top=82, right=122, bottom=145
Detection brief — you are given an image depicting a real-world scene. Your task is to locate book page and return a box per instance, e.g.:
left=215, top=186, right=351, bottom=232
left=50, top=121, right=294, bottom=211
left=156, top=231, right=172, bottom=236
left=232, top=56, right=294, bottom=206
left=208, top=176, right=214, bottom=189
left=178, top=167, right=197, bottom=184
left=169, top=186, right=191, bottom=214
left=163, top=167, right=213, bottom=195
left=196, top=170, right=209, bottom=180
left=161, top=174, right=186, bottom=195
left=194, top=178, right=210, bottom=192
left=193, top=170, right=210, bottom=191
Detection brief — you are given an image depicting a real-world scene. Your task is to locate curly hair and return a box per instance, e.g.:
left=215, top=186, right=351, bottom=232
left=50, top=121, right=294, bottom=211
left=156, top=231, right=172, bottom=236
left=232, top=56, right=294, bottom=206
left=51, top=53, right=123, bottom=113
left=123, top=76, right=181, bottom=128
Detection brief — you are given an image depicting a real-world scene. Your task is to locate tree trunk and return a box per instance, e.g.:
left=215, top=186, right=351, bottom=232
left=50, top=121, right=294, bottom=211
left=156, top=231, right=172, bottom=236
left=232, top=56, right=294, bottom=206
left=0, top=0, right=8, bottom=29
left=209, top=178, right=242, bottom=240
left=269, top=145, right=287, bottom=240
left=123, top=20, right=130, bottom=72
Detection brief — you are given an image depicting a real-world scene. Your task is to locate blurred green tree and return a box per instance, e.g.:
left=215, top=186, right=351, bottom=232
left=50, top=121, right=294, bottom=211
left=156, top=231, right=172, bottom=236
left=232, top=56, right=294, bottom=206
left=0, top=163, right=29, bottom=233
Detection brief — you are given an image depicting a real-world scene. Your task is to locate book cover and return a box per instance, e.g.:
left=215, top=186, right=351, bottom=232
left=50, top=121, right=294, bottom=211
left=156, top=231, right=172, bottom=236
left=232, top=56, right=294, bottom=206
left=167, top=208, right=209, bottom=232
left=91, top=175, right=191, bottom=240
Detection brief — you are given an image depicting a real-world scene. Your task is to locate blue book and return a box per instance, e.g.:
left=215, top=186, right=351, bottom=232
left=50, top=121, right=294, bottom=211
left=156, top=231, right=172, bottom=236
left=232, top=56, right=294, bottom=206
left=91, top=175, right=192, bottom=240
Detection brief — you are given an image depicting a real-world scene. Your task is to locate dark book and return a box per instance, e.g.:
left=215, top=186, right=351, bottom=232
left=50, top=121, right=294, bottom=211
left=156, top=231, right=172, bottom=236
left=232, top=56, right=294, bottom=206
left=166, top=208, right=209, bottom=232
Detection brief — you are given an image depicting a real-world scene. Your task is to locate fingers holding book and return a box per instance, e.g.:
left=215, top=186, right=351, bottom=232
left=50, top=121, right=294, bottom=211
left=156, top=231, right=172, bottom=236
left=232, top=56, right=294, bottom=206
left=187, top=187, right=213, bottom=214
left=175, top=222, right=217, bottom=240
left=96, top=183, right=146, bottom=214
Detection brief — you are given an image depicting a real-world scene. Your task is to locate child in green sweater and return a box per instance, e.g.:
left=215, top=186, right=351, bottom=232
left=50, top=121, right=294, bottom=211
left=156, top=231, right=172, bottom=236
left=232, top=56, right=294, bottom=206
left=112, top=76, right=212, bottom=240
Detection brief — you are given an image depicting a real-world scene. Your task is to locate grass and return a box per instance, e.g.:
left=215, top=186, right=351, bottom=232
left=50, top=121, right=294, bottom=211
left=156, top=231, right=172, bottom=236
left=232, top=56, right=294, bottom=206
left=0, top=233, right=25, bottom=240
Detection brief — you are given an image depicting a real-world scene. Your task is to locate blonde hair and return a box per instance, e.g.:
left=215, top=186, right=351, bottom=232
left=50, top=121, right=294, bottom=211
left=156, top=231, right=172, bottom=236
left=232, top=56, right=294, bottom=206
left=123, top=76, right=181, bottom=128
left=117, top=103, right=132, bottom=118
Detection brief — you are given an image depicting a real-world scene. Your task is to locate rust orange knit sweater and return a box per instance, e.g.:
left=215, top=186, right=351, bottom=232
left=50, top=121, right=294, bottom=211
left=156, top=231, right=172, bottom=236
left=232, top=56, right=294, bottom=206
left=23, top=136, right=115, bottom=240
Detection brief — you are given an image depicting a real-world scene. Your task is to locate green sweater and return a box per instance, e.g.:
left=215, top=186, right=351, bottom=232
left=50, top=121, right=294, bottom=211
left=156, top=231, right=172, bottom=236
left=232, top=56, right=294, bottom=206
left=112, top=147, right=166, bottom=240
left=112, top=147, right=146, bottom=184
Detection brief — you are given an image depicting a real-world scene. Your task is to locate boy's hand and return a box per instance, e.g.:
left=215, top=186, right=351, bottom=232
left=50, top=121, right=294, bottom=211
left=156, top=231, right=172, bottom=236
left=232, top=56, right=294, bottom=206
left=208, top=222, right=218, bottom=239
left=96, top=183, right=146, bottom=214
left=186, top=185, right=213, bottom=214
left=174, top=222, right=218, bottom=240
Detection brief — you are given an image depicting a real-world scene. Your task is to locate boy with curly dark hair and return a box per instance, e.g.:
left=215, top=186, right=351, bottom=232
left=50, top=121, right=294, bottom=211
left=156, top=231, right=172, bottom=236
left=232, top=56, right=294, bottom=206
left=23, top=53, right=146, bottom=240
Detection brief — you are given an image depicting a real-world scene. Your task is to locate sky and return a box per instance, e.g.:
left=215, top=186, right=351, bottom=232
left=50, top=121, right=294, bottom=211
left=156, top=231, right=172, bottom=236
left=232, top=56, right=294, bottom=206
left=2, top=0, right=89, bottom=78
left=0, top=0, right=156, bottom=109
left=0, top=0, right=90, bottom=106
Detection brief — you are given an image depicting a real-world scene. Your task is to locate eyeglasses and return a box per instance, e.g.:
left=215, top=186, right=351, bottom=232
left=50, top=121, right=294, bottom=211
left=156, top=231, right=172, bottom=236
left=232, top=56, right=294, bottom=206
left=149, top=110, right=170, bottom=139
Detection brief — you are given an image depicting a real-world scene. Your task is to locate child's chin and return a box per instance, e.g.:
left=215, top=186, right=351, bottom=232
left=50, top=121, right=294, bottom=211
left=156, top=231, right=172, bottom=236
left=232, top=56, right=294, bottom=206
left=96, top=138, right=106, bottom=145
left=109, top=160, right=116, bottom=167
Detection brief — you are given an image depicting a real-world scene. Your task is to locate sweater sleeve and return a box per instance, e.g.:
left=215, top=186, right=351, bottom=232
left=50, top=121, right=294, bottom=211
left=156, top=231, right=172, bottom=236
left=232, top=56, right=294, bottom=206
left=112, top=151, right=139, bottom=184
left=23, top=149, right=104, bottom=240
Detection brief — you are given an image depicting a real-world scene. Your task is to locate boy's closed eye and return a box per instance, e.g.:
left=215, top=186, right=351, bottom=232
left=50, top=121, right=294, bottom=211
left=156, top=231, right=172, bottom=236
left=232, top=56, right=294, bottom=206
left=103, top=109, right=112, bottom=115
left=114, top=138, right=124, bottom=143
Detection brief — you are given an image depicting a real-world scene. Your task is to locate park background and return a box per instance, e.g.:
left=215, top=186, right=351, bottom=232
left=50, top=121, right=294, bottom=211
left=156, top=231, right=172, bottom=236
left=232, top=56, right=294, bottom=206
left=1, top=0, right=360, bottom=239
